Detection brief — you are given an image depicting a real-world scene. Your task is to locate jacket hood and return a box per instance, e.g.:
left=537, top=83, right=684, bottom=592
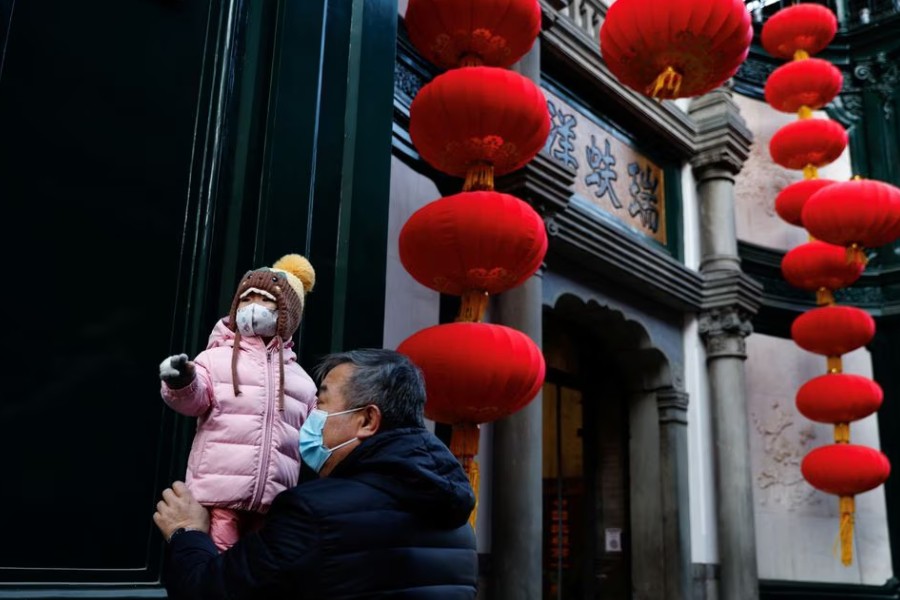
left=205, top=318, right=296, bottom=355
left=332, top=428, right=475, bottom=528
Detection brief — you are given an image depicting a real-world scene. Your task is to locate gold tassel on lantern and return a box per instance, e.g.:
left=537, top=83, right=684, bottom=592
left=450, top=422, right=481, bottom=529
left=839, top=496, right=855, bottom=566
left=463, top=162, right=494, bottom=192
left=456, top=290, right=489, bottom=323
left=647, top=66, right=682, bottom=99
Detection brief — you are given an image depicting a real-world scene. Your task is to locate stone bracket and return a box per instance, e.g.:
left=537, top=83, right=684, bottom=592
left=688, top=88, right=754, bottom=177
left=496, top=152, right=576, bottom=216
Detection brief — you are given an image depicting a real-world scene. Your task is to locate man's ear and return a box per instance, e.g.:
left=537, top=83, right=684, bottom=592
left=357, top=404, right=382, bottom=439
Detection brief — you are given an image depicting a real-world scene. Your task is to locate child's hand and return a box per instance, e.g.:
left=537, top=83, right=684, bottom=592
left=159, top=353, right=196, bottom=389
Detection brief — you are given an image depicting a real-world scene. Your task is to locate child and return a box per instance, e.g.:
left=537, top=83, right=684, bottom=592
left=158, top=254, right=318, bottom=551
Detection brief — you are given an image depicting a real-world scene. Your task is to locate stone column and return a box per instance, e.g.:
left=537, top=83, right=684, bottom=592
left=491, top=271, right=544, bottom=600
left=698, top=307, right=757, bottom=600
left=689, top=88, right=762, bottom=600
left=489, top=41, right=544, bottom=600
left=657, top=387, right=692, bottom=600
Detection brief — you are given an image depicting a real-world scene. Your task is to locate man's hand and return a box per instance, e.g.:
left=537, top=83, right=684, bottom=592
left=153, top=481, right=210, bottom=541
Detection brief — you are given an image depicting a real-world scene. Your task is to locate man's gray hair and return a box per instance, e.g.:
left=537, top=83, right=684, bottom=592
left=313, top=349, right=426, bottom=430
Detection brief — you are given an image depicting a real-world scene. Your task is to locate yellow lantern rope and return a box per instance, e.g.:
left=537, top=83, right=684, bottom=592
left=839, top=496, right=855, bottom=566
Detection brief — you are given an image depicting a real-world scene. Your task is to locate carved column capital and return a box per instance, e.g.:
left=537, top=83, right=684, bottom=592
left=657, top=387, right=690, bottom=425
left=698, top=307, right=753, bottom=359
left=688, top=86, right=754, bottom=178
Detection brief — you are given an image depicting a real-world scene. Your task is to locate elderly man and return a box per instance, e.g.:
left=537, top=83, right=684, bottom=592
left=154, top=349, right=477, bottom=599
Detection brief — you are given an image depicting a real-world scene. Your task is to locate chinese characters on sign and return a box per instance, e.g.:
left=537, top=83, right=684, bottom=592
left=541, top=90, right=667, bottom=244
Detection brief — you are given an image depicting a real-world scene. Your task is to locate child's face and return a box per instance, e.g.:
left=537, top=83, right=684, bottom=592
left=238, top=292, right=277, bottom=312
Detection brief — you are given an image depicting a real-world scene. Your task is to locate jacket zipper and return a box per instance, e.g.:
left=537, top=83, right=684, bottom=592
left=250, top=348, right=276, bottom=511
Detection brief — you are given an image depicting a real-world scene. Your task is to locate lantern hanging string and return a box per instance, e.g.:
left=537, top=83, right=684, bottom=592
left=827, top=355, right=843, bottom=374
left=839, top=496, right=855, bottom=566
left=834, top=422, right=850, bottom=443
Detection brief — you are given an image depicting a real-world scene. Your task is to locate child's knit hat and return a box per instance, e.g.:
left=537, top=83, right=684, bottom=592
left=227, top=253, right=316, bottom=341
left=227, top=254, right=315, bottom=408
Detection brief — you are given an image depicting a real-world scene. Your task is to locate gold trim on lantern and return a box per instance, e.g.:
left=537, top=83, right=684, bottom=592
left=803, top=164, right=819, bottom=180
left=797, top=105, right=814, bottom=120
left=794, top=49, right=810, bottom=61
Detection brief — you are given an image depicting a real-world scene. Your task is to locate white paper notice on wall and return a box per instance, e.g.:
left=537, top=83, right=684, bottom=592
left=605, top=528, right=622, bottom=553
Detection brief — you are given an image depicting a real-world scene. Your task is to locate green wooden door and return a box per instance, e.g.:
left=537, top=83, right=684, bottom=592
left=0, top=0, right=397, bottom=595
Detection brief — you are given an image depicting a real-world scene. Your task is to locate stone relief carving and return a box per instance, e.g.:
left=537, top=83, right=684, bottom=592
left=853, top=52, right=900, bottom=122
left=394, top=60, right=423, bottom=102
left=735, top=126, right=794, bottom=220
left=751, top=401, right=820, bottom=509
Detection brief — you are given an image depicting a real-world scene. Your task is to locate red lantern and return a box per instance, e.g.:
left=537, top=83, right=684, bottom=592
left=399, top=191, right=547, bottom=296
left=802, top=179, right=900, bottom=258
left=397, top=322, right=546, bottom=424
left=764, top=59, right=843, bottom=113
left=774, top=178, right=837, bottom=227
left=769, top=118, right=847, bottom=171
left=781, top=241, right=865, bottom=294
left=797, top=374, right=883, bottom=425
left=405, top=0, right=541, bottom=69
left=409, top=67, right=550, bottom=188
left=598, top=0, right=752, bottom=99
left=761, top=3, right=838, bottom=59
left=802, top=444, right=890, bottom=497
left=802, top=443, right=890, bottom=566
left=791, top=306, right=875, bottom=357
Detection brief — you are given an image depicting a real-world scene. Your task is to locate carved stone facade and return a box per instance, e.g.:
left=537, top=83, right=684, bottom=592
left=698, top=307, right=753, bottom=358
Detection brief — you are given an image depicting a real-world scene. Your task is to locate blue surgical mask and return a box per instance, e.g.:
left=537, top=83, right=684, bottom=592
left=299, top=407, right=365, bottom=473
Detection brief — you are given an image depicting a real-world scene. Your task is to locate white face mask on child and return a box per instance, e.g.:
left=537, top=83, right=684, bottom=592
left=236, top=304, right=278, bottom=338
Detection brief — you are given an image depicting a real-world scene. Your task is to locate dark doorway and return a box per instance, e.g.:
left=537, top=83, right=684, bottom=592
left=542, top=314, right=632, bottom=599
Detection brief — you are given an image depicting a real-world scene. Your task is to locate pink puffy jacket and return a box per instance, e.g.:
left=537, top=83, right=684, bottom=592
left=161, top=318, right=317, bottom=512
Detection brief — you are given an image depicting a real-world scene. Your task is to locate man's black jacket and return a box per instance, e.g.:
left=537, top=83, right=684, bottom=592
left=164, top=427, right=478, bottom=599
